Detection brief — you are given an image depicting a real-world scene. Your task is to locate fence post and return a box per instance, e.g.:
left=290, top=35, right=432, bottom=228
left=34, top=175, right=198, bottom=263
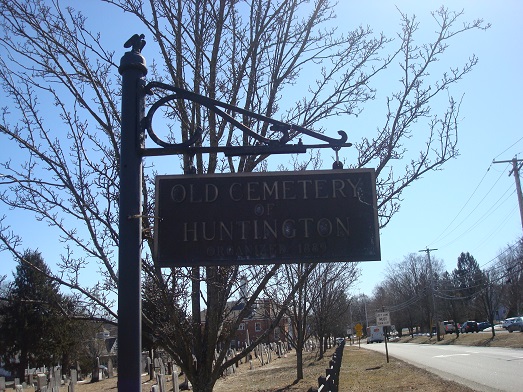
left=318, top=375, right=326, bottom=391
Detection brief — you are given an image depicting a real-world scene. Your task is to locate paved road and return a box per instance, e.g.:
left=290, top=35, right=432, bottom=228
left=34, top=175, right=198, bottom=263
left=362, top=342, right=523, bottom=391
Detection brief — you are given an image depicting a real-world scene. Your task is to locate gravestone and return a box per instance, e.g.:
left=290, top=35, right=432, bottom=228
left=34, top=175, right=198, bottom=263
left=52, top=368, right=61, bottom=392
left=0, top=377, right=5, bottom=391
left=70, top=369, right=77, bottom=385
left=107, top=358, right=113, bottom=378
left=147, top=357, right=153, bottom=380
left=172, top=368, right=179, bottom=392
left=36, top=373, right=47, bottom=392
left=69, top=369, right=77, bottom=392
left=157, top=374, right=166, bottom=392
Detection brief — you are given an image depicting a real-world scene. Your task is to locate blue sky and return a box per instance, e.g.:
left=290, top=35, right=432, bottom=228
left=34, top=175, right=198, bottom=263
left=1, top=0, right=522, bottom=298
left=338, top=0, right=523, bottom=295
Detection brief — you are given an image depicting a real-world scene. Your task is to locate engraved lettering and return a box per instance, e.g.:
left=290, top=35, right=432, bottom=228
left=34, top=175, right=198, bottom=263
left=336, top=217, right=350, bottom=236
left=171, top=184, right=186, bottom=203
left=263, top=182, right=279, bottom=199
left=282, top=181, right=296, bottom=200
left=206, top=184, right=219, bottom=202
left=282, top=219, right=296, bottom=238
left=298, top=218, right=314, bottom=238
left=314, top=180, right=329, bottom=198
left=297, top=180, right=312, bottom=199
left=247, top=182, right=260, bottom=201
left=346, top=178, right=361, bottom=197
left=183, top=222, right=198, bottom=241
left=202, top=221, right=215, bottom=241
left=263, top=220, right=278, bottom=238
left=189, top=184, right=202, bottom=202
left=332, top=179, right=346, bottom=198
left=229, top=183, right=242, bottom=201
left=219, top=222, right=233, bottom=240
left=317, top=218, right=333, bottom=237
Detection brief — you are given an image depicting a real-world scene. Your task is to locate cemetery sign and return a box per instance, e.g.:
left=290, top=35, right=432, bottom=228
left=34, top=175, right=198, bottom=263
left=155, top=169, right=380, bottom=266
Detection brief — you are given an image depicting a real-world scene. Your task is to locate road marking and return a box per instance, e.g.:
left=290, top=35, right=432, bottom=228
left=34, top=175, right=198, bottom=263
left=434, top=354, right=470, bottom=358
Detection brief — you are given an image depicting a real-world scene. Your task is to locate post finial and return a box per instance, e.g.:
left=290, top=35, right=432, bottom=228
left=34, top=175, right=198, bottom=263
left=124, top=34, right=146, bottom=53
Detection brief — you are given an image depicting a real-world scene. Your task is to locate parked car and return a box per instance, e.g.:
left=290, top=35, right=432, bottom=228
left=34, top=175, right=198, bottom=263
left=443, top=320, right=456, bottom=334
left=478, top=321, right=492, bottom=331
left=461, top=321, right=479, bottom=333
left=502, top=317, right=518, bottom=330
left=507, top=317, right=523, bottom=333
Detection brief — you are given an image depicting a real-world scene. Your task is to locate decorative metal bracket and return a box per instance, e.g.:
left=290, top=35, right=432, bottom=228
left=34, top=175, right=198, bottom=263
left=141, top=81, right=352, bottom=158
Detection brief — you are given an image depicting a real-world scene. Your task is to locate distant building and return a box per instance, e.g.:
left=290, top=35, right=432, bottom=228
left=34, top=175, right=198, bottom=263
left=200, top=296, right=290, bottom=350
left=228, top=298, right=290, bottom=349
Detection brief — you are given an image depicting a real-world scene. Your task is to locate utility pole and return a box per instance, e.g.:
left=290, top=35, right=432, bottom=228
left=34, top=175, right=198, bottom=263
left=419, top=247, right=440, bottom=341
left=362, top=293, right=369, bottom=329
left=492, top=157, right=523, bottom=233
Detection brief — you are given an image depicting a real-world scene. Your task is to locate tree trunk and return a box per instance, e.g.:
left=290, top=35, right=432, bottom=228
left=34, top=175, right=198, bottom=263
left=17, top=347, right=28, bottom=381
left=90, top=358, right=99, bottom=383
left=318, top=336, right=325, bottom=359
left=296, top=347, right=303, bottom=380
left=191, top=374, right=216, bottom=392
left=294, top=314, right=305, bottom=381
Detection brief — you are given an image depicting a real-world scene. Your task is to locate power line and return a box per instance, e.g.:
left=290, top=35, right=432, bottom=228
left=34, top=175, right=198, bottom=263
left=493, top=136, right=523, bottom=161
left=428, top=165, right=508, bottom=247
left=428, top=164, right=492, bottom=246
left=438, top=186, right=516, bottom=249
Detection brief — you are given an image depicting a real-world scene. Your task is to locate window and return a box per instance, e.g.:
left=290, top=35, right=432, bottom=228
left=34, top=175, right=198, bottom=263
left=238, top=323, right=245, bottom=330
left=255, top=322, right=261, bottom=332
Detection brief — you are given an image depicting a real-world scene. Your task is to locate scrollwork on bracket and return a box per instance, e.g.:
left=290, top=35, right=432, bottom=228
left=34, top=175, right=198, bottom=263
left=141, top=81, right=351, bottom=157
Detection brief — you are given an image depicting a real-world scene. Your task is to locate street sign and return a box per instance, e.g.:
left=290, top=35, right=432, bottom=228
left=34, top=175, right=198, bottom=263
left=376, top=311, right=391, bottom=326
left=355, top=323, right=363, bottom=337
left=155, top=169, right=380, bottom=266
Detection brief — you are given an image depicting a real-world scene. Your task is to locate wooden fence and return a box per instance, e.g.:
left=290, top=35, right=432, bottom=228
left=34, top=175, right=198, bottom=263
left=314, top=340, right=345, bottom=392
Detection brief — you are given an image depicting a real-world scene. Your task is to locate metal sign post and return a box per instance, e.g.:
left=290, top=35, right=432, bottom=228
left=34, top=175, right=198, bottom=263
left=376, top=311, right=391, bottom=363
left=118, top=35, right=147, bottom=392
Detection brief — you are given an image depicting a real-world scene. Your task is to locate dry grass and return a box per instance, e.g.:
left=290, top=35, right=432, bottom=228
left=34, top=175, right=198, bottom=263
left=340, top=345, right=475, bottom=392
left=61, top=331, right=523, bottom=391
left=396, top=330, right=523, bottom=348
left=64, top=349, right=333, bottom=392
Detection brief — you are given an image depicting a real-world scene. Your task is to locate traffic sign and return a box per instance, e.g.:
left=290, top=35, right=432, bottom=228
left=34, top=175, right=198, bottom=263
left=376, top=311, right=391, bottom=326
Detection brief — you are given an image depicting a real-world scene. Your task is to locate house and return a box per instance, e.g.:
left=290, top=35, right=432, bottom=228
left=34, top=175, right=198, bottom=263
left=227, top=298, right=290, bottom=349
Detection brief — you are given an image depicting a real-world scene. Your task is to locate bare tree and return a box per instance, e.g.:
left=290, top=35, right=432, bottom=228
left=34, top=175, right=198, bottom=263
left=311, top=263, right=358, bottom=359
left=278, top=263, right=316, bottom=381
left=0, top=0, right=489, bottom=390
left=277, top=262, right=356, bottom=380
left=478, top=267, right=505, bottom=337
left=499, top=240, right=523, bottom=317
left=379, top=253, right=444, bottom=334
